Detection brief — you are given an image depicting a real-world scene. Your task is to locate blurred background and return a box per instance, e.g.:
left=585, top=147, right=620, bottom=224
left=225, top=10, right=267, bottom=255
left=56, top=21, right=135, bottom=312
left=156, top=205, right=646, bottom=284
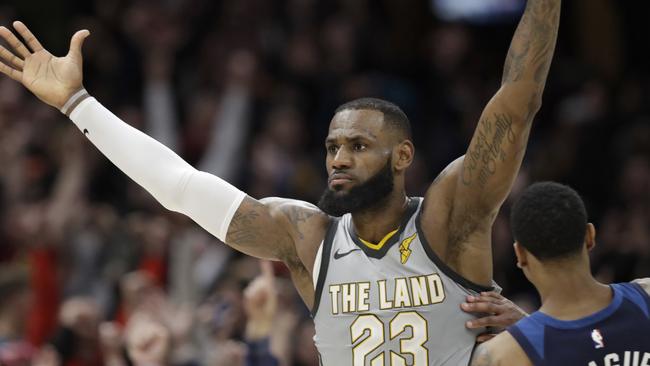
left=0, top=0, right=648, bottom=365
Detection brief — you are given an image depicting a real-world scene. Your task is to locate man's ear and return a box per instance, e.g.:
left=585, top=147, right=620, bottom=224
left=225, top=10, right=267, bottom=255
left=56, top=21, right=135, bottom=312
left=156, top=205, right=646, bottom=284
left=393, top=140, right=414, bottom=172
left=513, top=242, right=528, bottom=269
left=585, top=223, right=596, bottom=252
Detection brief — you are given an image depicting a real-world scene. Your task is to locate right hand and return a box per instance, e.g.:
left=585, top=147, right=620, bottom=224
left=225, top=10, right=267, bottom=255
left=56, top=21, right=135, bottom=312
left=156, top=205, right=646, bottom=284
left=460, top=291, right=528, bottom=342
left=0, top=21, right=89, bottom=109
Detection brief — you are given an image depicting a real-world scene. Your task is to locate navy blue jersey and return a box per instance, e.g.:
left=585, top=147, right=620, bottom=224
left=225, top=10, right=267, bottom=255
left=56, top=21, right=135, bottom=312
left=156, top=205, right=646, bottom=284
left=507, top=283, right=650, bottom=366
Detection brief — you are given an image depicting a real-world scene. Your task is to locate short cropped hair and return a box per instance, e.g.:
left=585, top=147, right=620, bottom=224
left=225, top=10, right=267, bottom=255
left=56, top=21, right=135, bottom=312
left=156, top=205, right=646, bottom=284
left=335, top=97, right=412, bottom=140
left=511, top=182, right=588, bottom=261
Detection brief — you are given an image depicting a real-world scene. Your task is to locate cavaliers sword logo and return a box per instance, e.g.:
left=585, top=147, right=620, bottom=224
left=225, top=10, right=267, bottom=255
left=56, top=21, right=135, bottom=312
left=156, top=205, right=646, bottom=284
left=399, top=233, right=417, bottom=264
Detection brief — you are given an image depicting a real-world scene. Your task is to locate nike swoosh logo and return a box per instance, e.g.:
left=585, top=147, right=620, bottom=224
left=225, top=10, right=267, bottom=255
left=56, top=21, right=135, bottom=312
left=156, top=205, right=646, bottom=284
left=333, top=248, right=361, bottom=260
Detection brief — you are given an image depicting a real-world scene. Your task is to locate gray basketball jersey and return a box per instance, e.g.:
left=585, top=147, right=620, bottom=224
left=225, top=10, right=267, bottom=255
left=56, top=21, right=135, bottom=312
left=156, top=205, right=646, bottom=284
left=312, top=198, right=492, bottom=366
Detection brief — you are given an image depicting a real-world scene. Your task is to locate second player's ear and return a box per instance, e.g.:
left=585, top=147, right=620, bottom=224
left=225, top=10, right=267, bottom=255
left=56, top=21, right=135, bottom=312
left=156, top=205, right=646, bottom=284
left=513, top=242, right=527, bottom=269
left=585, top=223, right=596, bottom=252
left=393, top=140, right=414, bottom=171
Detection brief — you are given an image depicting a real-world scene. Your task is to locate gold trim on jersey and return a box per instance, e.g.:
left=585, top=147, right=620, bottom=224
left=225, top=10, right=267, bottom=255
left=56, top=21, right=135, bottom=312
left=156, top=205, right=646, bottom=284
left=358, top=229, right=399, bottom=250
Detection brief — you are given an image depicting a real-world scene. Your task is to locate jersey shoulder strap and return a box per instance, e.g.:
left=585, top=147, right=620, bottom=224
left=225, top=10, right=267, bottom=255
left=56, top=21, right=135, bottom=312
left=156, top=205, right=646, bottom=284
left=311, top=217, right=339, bottom=317
left=506, top=314, right=546, bottom=365
left=614, top=282, right=650, bottom=318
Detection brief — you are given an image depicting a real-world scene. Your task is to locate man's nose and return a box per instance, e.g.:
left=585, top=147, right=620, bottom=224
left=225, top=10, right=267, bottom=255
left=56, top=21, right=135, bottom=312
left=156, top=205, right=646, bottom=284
left=331, top=147, right=352, bottom=170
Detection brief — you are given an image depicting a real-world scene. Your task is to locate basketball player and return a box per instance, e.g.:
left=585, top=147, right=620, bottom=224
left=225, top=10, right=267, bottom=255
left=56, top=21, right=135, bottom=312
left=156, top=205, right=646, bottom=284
left=0, top=0, right=560, bottom=363
left=469, top=182, right=650, bottom=366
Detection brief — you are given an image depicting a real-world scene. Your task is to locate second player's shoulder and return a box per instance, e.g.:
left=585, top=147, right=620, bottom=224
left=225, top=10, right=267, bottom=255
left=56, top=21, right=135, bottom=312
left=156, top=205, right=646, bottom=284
left=632, top=278, right=650, bottom=296
left=471, top=332, right=532, bottom=366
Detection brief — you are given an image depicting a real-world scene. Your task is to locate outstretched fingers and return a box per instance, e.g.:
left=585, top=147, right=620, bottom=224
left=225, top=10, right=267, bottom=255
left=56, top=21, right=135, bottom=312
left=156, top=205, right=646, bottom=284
left=466, top=314, right=503, bottom=329
left=462, top=300, right=502, bottom=317
left=477, top=291, right=504, bottom=300
left=13, top=21, right=44, bottom=53
left=0, top=44, right=24, bottom=68
left=0, top=58, right=23, bottom=81
left=0, top=25, right=30, bottom=58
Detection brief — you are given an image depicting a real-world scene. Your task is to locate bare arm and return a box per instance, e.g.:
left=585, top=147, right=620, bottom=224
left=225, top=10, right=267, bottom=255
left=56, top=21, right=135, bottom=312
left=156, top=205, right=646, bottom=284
left=459, top=0, right=561, bottom=214
left=227, top=197, right=329, bottom=308
left=421, top=0, right=561, bottom=282
left=226, top=196, right=328, bottom=262
left=470, top=344, right=497, bottom=366
left=470, top=332, right=532, bottom=366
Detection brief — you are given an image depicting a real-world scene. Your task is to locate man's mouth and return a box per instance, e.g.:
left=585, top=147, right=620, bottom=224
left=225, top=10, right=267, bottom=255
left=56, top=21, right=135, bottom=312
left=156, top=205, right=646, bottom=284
left=329, top=173, right=354, bottom=188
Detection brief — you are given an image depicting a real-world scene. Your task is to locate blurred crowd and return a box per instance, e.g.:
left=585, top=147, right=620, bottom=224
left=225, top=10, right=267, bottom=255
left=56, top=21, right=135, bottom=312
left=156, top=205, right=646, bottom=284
left=0, top=0, right=648, bottom=365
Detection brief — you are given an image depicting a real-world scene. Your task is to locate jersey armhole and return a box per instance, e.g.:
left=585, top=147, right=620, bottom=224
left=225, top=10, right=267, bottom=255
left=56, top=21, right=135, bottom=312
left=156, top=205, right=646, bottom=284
left=506, top=324, right=544, bottom=365
left=310, top=218, right=338, bottom=318
left=620, top=282, right=650, bottom=318
left=312, top=243, right=324, bottom=289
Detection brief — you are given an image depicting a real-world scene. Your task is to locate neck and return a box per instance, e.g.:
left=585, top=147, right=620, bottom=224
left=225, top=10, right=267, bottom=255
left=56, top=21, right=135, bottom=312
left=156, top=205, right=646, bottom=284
left=534, top=264, right=611, bottom=320
left=351, top=189, right=408, bottom=243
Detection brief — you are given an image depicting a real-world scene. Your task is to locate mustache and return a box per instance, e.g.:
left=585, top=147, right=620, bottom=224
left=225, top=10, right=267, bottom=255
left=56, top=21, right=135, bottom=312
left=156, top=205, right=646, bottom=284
left=328, top=171, right=355, bottom=183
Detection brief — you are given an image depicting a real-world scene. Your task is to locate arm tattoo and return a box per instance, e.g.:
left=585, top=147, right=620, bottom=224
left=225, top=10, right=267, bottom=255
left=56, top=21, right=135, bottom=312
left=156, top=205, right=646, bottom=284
left=502, top=0, right=561, bottom=118
left=503, top=0, right=561, bottom=84
left=471, top=344, right=495, bottom=366
left=462, top=113, right=516, bottom=189
left=283, top=206, right=317, bottom=240
left=447, top=203, right=497, bottom=264
left=227, top=200, right=265, bottom=249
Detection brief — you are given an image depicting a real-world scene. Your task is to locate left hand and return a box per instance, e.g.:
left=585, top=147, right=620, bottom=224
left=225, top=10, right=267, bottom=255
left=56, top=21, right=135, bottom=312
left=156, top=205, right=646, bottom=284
left=460, top=291, right=528, bottom=342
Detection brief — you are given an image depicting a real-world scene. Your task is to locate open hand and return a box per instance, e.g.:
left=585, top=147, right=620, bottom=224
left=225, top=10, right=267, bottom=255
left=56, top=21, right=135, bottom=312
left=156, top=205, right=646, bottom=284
left=461, top=291, right=528, bottom=342
left=0, top=21, right=89, bottom=109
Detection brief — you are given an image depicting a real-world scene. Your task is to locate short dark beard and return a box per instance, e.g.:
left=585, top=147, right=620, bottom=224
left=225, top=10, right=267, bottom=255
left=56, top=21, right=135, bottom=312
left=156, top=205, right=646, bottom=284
left=317, top=159, right=394, bottom=217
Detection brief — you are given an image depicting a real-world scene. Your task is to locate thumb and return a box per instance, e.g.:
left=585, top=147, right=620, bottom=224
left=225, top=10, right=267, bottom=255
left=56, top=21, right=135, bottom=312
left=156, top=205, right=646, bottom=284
left=67, top=29, right=90, bottom=62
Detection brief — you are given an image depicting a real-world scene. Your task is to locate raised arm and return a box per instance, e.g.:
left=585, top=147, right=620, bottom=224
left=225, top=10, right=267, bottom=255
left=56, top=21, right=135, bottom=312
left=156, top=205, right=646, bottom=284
left=421, top=0, right=561, bottom=284
left=0, top=21, right=320, bottom=264
left=459, top=0, right=561, bottom=209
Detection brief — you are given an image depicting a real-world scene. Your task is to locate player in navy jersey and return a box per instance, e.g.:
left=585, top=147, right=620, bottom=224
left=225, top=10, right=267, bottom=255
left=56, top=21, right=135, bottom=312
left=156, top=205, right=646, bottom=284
left=469, top=182, right=650, bottom=366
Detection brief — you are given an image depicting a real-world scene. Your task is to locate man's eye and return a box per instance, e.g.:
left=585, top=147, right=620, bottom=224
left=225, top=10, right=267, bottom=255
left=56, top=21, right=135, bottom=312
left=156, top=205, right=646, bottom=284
left=327, top=145, right=338, bottom=154
left=353, top=143, right=366, bottom=151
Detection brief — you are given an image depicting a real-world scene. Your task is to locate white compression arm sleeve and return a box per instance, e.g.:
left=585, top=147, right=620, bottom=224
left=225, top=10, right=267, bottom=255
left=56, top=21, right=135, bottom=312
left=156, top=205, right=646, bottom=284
left=68, top=96, right=246, bottom=241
